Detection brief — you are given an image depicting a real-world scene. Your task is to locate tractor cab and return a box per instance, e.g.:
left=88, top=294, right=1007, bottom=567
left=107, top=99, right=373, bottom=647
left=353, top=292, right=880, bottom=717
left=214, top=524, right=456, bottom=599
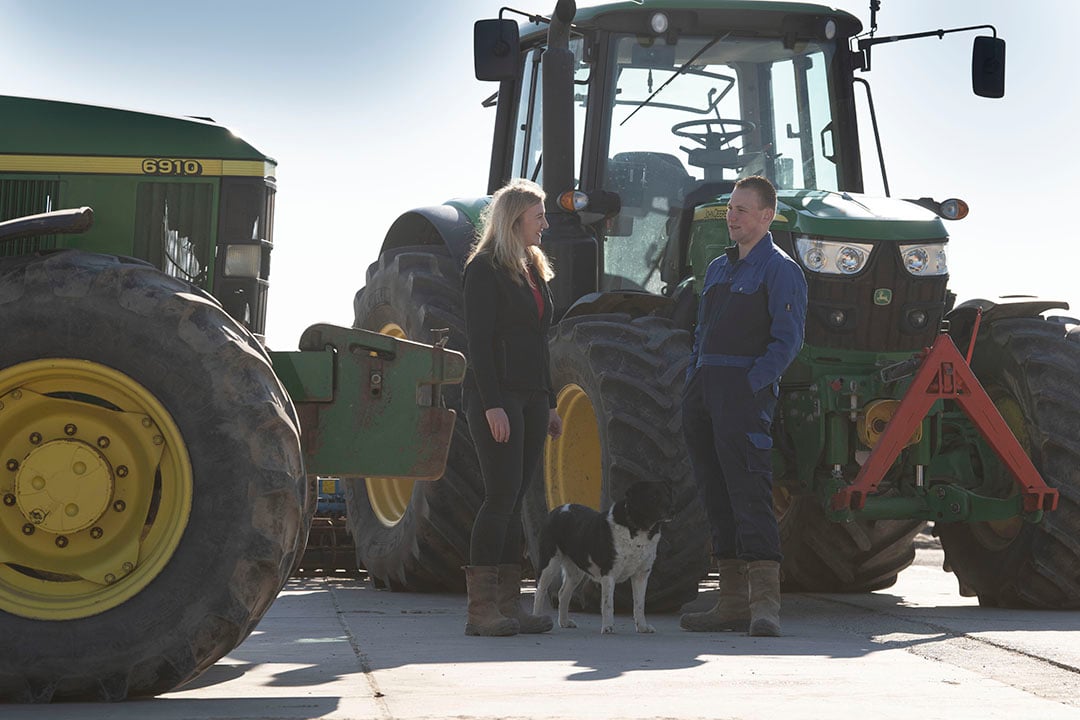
left=478, top=3, right=863, bottom=305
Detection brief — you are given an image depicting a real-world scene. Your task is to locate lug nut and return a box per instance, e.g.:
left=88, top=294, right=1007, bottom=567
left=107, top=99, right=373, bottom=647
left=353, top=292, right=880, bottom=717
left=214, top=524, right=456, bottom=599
left=21, top=523, right=34, bottom=536
left=152, top=435, right=163, bottom=446
left=113, top=500, right=126, bottom=513
left=122, top=562, right=134, bottom=573
left=104, top=573, right=116, bottom=584
left=55, top=535, right=68, bottom=548
left=141, top=417, right=152, bottom=428
left=90, top=526, right=104, bottom=539
left=11, top=390, right=21, bottom=400
left=64, top=423, right=77, bottom=436
left=116, top=465, right=129, bottom=478
left=2, top=494, right=15, bottom=506
left=29, top=432, right=41, bottom=445
left=5, top=459, right=17, bottom=472
left=97, top=436, right=110, bottom=449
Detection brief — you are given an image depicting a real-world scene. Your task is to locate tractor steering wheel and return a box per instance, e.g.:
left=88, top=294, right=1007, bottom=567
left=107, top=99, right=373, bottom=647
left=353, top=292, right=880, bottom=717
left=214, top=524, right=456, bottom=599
left=671, top=118, right=756, bottom=149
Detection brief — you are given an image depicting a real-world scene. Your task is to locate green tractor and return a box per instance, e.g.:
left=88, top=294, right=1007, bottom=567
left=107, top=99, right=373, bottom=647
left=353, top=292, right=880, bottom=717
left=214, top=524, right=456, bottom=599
left=0, top=96, right=465, bottom=701
left=350, top=0, right=1080, bottom=611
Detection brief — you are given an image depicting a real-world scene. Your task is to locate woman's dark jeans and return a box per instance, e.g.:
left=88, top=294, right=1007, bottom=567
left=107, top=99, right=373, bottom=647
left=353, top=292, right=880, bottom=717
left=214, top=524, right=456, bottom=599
left=464, top=386, right=549, bottom=566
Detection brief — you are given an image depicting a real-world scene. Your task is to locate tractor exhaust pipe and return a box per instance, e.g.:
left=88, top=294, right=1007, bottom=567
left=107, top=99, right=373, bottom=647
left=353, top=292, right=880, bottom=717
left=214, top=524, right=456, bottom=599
left=542, top=0, right=577, bottom=206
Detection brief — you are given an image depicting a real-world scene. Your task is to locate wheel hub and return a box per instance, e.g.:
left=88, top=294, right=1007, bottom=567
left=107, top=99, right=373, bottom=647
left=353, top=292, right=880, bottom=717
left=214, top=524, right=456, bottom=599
left=15, top=439, right=114, bottom=535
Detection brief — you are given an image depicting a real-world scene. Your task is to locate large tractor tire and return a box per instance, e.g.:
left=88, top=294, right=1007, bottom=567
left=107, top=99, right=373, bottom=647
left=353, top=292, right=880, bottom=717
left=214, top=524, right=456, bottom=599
left=0, top=251, right=307, bottom=702
left=936, top=317, right=1080, bottom=608
left=346, top=247, right=481, bottom=591
left=522, top=314, right=710, bottom=613
left=777, top=493, right=922, bottom=592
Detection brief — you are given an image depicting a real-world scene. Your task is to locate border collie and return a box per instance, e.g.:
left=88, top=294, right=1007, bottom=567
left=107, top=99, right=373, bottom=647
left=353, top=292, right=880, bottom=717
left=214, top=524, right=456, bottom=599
left=532, top=481, right=672, bottom=634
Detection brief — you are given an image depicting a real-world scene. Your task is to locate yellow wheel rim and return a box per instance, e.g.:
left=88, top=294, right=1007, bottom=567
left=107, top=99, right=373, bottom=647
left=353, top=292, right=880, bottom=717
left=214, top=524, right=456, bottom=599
left=0, top=359, right=192, bottom=620
left=365, top=322, right=416, bottom=526
left=543, top=384, right=602, bottom=510
left=972, top=389, right=1029, bottom=547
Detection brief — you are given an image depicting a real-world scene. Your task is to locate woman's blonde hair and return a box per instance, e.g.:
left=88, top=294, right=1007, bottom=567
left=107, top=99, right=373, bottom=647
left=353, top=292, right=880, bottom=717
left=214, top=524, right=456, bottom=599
left=466, top=178, right=554, bottom=284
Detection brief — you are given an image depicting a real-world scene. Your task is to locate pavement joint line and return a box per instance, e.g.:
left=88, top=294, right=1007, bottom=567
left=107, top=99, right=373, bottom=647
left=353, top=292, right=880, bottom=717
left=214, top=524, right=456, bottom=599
left=804, top=591, right=1080, bottom=676
left=327, top=576, right=395, bottom=719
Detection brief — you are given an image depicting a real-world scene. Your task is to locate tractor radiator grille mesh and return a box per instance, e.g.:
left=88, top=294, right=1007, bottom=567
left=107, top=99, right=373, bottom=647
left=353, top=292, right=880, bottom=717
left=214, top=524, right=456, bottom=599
left=0, top=179, right=61, bottom=255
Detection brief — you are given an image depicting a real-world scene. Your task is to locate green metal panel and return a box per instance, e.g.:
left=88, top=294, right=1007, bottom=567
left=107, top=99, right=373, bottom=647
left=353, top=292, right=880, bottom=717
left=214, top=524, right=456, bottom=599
left=0, top=95, right=273, bottom=161
left=271, top=349, right=334, bottom=403
left=270, top=324, right=466, bottom=480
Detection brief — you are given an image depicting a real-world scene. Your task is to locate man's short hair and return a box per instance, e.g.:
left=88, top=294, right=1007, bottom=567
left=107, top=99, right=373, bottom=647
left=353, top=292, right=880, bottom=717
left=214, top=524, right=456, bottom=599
left=734, top=175, right=777, bottom=211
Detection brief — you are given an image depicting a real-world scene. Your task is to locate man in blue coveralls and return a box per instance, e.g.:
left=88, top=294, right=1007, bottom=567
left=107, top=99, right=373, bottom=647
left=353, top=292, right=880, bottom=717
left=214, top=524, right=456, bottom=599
left=679, top=175, right=807, bottom=637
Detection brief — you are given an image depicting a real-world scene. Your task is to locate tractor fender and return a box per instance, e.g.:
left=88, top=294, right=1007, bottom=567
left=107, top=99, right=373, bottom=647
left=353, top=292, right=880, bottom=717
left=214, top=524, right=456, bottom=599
left=562, top=289, right=674, bottom=321
left=379, top=198, right=489, bottom=269
left=946, top=296, right=1072, bottom=345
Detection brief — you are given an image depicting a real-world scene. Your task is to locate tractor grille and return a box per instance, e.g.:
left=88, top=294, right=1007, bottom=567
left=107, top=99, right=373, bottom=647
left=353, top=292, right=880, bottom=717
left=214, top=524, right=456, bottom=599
left=802, top=241, right=947, bottom=353
left=0, top=179, right=61, bottom=255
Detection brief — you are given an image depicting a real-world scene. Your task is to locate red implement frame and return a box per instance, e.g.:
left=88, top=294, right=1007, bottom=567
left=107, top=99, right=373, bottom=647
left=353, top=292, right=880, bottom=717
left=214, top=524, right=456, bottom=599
left=830, top=332, right=1059, bottom=513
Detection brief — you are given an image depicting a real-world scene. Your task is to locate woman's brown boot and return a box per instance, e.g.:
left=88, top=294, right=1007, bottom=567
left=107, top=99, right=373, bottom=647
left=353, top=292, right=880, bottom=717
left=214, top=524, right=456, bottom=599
left=465, top=565, right=519, bottom=636
left=496, top=564, right=553, bottom=634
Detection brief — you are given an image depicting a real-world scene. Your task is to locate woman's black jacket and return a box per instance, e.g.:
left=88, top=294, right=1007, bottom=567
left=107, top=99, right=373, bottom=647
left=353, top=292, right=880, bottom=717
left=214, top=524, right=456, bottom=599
left=462, top=252, right=556, bottom=411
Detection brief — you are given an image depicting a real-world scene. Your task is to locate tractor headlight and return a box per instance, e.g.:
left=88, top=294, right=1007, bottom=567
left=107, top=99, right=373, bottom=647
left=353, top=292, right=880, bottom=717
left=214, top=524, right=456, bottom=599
left=224, top=244, right=262, bottom=278
left=899, top=243, right=948, bottom=276
left=795, top=236, right=875, bottom=275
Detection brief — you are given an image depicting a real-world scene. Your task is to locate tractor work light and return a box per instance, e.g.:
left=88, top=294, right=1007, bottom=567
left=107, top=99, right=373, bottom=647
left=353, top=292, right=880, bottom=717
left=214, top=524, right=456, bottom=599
left=223, top=244, right=262, bottom=278
left=939, top=198, right=969, bottom=220
left=907, top=309, right=929, bottom=329
left=558, top=190, right=590, bottom=212
left=650, top=12, right=669, bottom=35
left=795, top=236, right=874, bottom=275
left=900, top=243, right=948, bottom=276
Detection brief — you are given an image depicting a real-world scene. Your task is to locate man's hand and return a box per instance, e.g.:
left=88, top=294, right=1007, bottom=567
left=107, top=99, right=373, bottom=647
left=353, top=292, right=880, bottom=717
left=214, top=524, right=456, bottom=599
left=485, top=407, right=511, bottom=443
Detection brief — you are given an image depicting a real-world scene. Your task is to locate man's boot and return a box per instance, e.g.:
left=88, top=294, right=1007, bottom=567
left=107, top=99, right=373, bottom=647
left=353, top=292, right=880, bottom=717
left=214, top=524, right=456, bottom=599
left=496, top=564, right=553, bottom=634
left=464, top=565, right=519, bottom=637
left=679, top=559, right=749, bottom=632
left=747, top=560, right=782, bottom=637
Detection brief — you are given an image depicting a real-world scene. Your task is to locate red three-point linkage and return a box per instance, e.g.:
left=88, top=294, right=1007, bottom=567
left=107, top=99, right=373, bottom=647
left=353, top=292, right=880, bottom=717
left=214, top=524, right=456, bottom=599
left=830, top=333, right=1059, bottom=513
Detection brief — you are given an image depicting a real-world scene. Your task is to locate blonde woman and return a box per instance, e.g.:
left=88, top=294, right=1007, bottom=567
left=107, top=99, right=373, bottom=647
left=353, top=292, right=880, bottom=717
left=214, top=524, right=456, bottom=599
left=461, top=178, right=563, bottom=636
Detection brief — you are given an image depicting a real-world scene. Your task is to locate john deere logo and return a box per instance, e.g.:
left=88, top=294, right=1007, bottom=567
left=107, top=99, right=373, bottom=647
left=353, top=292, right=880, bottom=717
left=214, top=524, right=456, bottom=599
left=873, top=288, right=893, bottom=306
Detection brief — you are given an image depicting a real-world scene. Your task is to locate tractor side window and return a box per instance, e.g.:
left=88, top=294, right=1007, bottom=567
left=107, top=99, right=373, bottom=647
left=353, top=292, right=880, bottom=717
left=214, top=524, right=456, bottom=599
left=135, top=182, right=213, bottom=286
left=769, top=51, right=838, bottom=191
left=511, top=39, right=589, bottom=188
left=512, top=48, right=544, bottom=184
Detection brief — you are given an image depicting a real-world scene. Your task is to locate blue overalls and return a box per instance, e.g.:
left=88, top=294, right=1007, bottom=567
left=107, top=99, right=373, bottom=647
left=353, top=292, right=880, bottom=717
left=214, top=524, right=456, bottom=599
left=681, top=232, right=807, bottom=562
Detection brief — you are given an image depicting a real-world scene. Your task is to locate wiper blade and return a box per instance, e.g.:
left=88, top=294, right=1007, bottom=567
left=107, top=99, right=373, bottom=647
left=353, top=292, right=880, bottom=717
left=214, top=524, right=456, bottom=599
left=620, top=33, right=730, bottom=127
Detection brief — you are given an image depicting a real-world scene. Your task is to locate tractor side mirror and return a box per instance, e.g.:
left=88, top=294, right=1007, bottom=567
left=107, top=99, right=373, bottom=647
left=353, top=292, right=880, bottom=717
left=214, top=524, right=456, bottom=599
left=474, top=19, right=520, bottom=81
left=972, top=36, right=1005, bottom=98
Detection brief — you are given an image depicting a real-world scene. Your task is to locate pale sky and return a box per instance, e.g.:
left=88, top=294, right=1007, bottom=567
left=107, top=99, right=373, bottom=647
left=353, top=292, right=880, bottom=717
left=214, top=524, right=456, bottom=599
left=1, top=1, right=1076, bottom=348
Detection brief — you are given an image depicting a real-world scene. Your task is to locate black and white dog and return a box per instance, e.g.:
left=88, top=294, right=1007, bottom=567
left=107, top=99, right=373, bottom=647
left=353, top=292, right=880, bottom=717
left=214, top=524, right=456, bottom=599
left=532, top=481, right=672, bottom=634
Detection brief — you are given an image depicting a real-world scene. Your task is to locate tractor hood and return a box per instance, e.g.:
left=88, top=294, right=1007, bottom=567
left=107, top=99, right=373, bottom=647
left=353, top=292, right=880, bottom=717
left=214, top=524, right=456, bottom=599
left=694, top=189, right=949, bottom=243
left=775, top=190, right=948, bottom=242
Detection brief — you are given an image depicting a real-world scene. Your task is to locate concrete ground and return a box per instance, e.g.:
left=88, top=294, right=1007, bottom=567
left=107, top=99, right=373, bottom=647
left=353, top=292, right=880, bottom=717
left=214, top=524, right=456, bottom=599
left=7, top=538, right=1080, bottom=720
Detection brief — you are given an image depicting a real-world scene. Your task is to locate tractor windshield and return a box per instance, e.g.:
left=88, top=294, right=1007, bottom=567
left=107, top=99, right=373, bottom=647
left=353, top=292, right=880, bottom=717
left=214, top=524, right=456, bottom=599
left=601, top=33, right=838, bottom=293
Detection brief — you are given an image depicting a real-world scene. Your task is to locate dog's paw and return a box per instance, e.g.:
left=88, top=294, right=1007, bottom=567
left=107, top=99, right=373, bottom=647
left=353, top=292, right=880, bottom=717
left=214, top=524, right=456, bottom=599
left=635, top=623, right=656, bottom=634
left=560, top=618, right=577, bottom=629
left=601, top=624, right=616, bottom=634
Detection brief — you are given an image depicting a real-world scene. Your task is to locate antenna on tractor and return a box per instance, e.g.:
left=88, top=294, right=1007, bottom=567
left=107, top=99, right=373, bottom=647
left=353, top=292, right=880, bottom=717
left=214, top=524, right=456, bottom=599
left=868, top=0, right=880, bottom=37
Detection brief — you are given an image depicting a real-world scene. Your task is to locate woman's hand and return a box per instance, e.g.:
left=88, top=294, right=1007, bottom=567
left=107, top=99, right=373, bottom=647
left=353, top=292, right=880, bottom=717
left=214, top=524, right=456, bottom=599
left=485, top=407, right=511, bottom=443
left=547, top=408, right=563, bottom=439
